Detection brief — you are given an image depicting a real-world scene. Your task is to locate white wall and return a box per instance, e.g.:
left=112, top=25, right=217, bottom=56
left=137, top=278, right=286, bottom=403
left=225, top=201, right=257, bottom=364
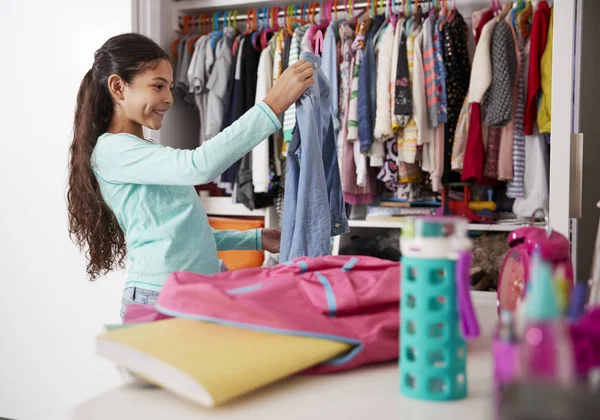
left=0, top=1, right=131, bottom=419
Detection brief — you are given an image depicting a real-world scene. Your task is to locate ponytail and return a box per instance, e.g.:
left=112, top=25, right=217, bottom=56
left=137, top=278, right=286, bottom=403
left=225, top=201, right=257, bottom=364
left=67, top=68, right=126, bottom=280
left=67, top=33, right=169, bottom=281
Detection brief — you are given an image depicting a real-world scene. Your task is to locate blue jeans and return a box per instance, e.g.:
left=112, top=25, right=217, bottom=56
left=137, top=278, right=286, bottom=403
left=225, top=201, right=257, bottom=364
left=120, top=287, right=159, bottom=322
left=280, top=52, right=349, bottom=262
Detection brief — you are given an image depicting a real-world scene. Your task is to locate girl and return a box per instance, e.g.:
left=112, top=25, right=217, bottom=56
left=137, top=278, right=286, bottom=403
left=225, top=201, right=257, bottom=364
left=67, top=33, right=314, bottom=320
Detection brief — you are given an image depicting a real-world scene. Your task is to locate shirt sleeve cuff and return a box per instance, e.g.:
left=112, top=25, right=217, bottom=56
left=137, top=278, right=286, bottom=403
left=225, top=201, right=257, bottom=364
left=256, top=102, right=283, bottom=131
left=331, top=215, right=350, bottom=236
left=256, top=228, right=263, bottom=251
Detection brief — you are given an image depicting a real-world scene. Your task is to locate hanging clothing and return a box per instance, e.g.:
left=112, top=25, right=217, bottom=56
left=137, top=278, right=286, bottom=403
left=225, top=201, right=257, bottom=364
left=282, top=32, right=292, bottom=71
left=400, top=24, right=421, bottom=165
left=215, top=35, right=243, bottom=194
left=481, top=20, right=518, bottom=180
left=474, top=9, right=495, bottom=42
left=358, top=15, right=386, bottom=154
left=497, top=17, right=522, bottom=181
left=483, top=21, right=517, bottom=128
left=236, top=34, right=272, bottom=210
left=347, top=20, right=368, bottom=187
left=205, top=27, right=236, bottom=141
left=272, top=29, right=285, bottom=84
left=413, top=29, right=435, bottom=172
left=323, top=19, right=343, bottom=141
left=280, top=52, right=349, bottom=262
left=252, top=42, right=274, bottom=194
left=461, top=18, right=496, bottom=183
left=189, top=36, right=210, bottom=146
left=483, top=127, right=501, bottom=179
left=372, top=22, right=396, bottom=166
left=390, top=18, right=404, bottom=132
left=441, top=12, right=470, bottom=184
left=513, top=126, right=549, bottom=217
left=175, top=34, right=195, bottom=100
left=506, top=34, right=530, bottom=199
left=431, top=124, right=445, bottom=191
left=537, top=8, right=553, bottom=134
left=394, top=27, right=411, bottom=127
left=124, top=255, right=401, bottom=374
left=377, top=137, right=399, bottom=189
left=282, top=25, right=310, bottom=144
left=524, top=0, right=551, bottom=135
left=433, top=19, right=448, bottom=125
left=339, top=22, right=376, bottom=205
left=423, top=15, right=439, bottom=129
left=451, top=96, right=470, bottom=172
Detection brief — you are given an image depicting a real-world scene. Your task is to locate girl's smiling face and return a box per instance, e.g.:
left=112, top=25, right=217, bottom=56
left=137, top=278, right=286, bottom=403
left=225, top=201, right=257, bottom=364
left=107, top=58, right=174, bottom=135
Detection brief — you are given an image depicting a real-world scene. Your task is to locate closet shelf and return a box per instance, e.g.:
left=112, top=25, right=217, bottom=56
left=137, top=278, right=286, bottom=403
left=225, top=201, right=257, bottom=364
left=200, top=195, right=266, bottom=217
left=347, top=219, right=540, bottom=232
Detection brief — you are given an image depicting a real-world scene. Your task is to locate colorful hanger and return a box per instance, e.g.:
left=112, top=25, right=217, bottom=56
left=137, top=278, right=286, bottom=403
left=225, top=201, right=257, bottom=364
left=172, top=15, right=192, bottom=59
left=511, top=0, right=526, bottom=26
left=260, top=7, right=279, bottom=50
left=314, top=29, right=324, bottom=54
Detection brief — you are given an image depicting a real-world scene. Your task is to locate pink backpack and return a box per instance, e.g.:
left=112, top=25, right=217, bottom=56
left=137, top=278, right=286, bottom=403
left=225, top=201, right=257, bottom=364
left=125, top=255, right=401, bottom=373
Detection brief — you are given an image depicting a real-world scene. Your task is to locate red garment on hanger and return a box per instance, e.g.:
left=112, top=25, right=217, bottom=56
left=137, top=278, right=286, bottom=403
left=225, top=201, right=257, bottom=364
left=461, top=11, right=495, bottom=184
left=524, top=0, right=551, bottom=135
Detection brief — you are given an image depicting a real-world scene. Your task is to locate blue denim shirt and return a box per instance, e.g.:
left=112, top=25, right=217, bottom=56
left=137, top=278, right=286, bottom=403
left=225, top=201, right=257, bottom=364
left=280, top=52, right=349, bottom=262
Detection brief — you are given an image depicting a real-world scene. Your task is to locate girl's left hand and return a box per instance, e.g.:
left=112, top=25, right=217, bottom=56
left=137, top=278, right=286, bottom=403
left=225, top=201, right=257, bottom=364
left=262, top=228, right=281, bottom=253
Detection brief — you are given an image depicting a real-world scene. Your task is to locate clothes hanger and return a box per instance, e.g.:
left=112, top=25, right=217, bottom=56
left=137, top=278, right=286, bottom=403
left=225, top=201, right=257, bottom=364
left=427, top=0, right=435, bottom=17
left=517, top=0, right=533, bottom=36
left=287, top=7, right=308, bottom=36
left=211, top=12, right=226, bottom=50
left=186, top=15, right=203, bottom=55
left=511, top=0, right=526, bottom=26
left=252, top=8, right=265, bottom=50
left=260, top=7, right=279, bottom=49
left=446, top=0, right=457, bottom=24
left=231, top=9, right=240, bottom=34
left=496, top=1, right=512, bottom=22
left=438, top=0, right=453, bottom=30
left=172, top=15, right=192, bottom=59
left=323, top=0, right=333, bottom=24
left=286, top=6, right=306, bottom=36
left=387, top=0, right=396, bottom=25
left=314, top=28, right=324, bottom=54
left=252, top=8, right=269, bottom=50
left=405, top=0, right=414, bottom=34
left=308, top=2, right=330, bottom=45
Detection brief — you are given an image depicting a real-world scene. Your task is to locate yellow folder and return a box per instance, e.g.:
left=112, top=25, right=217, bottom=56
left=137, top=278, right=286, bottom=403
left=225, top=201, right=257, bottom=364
left=97, top=318, right=352, bottom=407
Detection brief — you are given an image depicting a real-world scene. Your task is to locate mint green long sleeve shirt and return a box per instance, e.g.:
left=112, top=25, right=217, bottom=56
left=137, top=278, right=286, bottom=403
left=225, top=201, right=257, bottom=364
left=91, top=101, right=281, bottom=291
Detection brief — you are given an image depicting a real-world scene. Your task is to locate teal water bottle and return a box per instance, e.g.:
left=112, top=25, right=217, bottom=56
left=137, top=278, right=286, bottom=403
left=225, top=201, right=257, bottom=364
left=399, top=217, right=480, bottom=401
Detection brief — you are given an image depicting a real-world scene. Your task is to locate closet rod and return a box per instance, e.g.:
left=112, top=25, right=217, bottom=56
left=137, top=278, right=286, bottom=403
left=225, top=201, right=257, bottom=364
left=179, top=0, right=433, bottom=24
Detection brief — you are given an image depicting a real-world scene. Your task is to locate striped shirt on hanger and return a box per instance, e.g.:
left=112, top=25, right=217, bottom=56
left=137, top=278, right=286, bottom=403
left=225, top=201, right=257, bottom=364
left=506, top=34, right=529, bottom=199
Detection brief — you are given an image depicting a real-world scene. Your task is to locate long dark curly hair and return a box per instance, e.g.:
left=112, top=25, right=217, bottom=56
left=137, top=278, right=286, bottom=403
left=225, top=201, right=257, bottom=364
left=67, top=33, right=169, bottom=281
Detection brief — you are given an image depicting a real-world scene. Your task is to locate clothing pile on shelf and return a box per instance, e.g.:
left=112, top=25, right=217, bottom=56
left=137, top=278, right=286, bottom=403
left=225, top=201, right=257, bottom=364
left=173, top=0, right=553, bottom=221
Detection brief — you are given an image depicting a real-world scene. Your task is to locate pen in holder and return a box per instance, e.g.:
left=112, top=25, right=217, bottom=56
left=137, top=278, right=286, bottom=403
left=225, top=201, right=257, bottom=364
left=399, top=217, right=480, bottom=401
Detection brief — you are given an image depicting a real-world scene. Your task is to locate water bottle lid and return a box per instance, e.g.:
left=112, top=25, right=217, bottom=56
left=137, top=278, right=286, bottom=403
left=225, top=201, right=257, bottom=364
left=401, top=216, right=469, bottom=239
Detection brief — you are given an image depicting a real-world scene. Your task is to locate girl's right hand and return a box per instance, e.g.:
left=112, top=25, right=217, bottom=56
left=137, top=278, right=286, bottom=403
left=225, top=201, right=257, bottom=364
left=264, top=60, right=315, bottom=116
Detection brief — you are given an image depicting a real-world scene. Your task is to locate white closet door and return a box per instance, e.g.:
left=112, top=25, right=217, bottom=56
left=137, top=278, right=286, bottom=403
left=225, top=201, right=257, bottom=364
left=570, top=0, right=600, bottom=281
left=549, top=0, right=577, bottom=238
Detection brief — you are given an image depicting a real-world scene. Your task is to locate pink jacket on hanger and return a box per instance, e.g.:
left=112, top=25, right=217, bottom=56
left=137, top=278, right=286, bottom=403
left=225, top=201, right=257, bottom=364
left=125, top=255, right=401, bottom=373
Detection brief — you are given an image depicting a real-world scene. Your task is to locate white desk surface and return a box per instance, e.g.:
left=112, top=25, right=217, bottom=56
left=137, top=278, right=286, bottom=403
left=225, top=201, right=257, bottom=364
left=70, top=292, right=498, bottom=420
